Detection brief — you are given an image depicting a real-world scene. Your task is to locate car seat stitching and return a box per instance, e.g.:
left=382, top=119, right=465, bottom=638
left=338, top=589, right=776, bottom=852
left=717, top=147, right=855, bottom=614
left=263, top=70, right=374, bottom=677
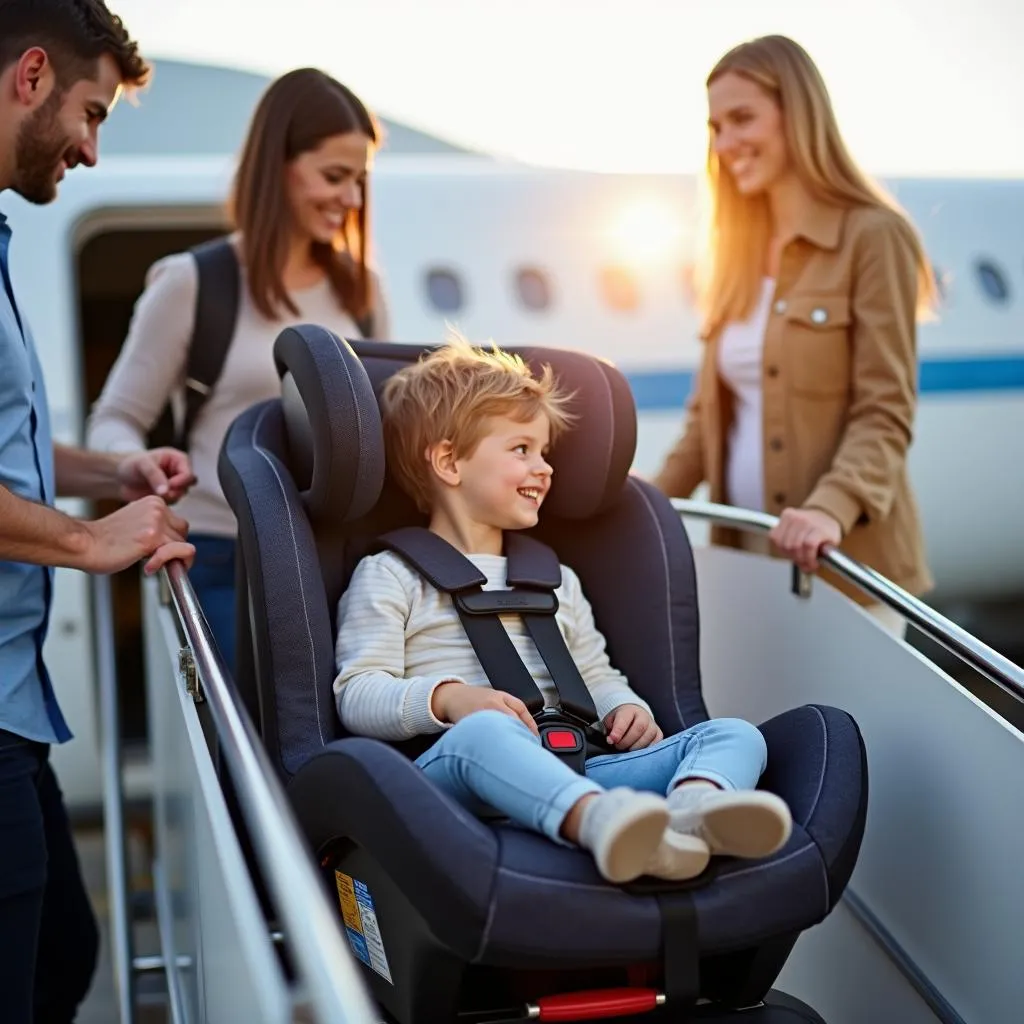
left=315, top=326, right=365, bottom=513
left=714, top=839, right=816, bottom=881
left=253, top=405, right=326, bottom=746
left=804, top=705, right=829, bottom=826
left=816, top=854, right=831, bottom=918
left=799, top=705, right=832, bottom=907
left=474, top=848, right=504, bottom=962
left=495, top=839, right=815, bottom=892
left=632, top=480, right=684, bottom=729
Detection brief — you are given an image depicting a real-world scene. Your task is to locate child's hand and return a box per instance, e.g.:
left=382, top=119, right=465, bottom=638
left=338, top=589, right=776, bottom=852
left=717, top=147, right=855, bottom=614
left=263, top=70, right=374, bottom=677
left=432, top=682, right=540, bottom=736
left=604, top=705, right=663, bottom=751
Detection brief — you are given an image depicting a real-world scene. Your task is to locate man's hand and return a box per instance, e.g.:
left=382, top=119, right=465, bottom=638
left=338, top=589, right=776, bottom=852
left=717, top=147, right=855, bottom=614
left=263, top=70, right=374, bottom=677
left=116, top=448, right=196, bottom=504
left=432, top=682, right=540, bottom=736
left=604, top=704, right=663, bottom=751
left=77, top=495, right=195, bottom=576
left=769, top=507, right=843, bottom=573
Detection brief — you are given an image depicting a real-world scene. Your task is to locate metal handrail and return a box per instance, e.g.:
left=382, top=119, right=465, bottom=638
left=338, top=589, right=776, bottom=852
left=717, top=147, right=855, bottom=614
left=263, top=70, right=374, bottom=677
left=672, top=498, right=1024, bottom=704
left=94, top=573, right=136, bottom=1024
left=162, top=560, right=379, bottom=1024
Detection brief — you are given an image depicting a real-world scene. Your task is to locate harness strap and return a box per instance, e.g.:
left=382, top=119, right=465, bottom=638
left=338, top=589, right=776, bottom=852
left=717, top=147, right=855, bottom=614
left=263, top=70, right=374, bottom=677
left=452, top=610, right=546, bottom=715
left=522, top=615, right=599, bottom=726
left=377, top=528, right=600, bottom=726
left=378, top=528, right=545, bottom=713
left=657, top=892, right=701, bottom=1006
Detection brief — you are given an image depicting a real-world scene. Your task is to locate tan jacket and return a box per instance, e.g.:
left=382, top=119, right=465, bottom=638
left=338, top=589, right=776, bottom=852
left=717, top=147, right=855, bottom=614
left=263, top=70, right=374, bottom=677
left=654, top=198, right=933, bottom=604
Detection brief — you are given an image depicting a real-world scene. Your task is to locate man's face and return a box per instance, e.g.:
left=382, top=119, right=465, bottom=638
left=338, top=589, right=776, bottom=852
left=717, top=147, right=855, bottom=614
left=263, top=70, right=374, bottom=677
left=12, top=52, right=122, bottom=205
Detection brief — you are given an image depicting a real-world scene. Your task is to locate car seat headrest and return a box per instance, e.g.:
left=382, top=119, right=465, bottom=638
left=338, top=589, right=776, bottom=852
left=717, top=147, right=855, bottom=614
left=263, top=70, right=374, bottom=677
left=519, top=346, right=638, bottom=520
left=272, top=324, right=385, bottom=523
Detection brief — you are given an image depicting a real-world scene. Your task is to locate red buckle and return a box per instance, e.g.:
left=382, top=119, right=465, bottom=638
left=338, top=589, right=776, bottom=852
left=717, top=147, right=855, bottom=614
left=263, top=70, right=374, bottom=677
left=545, top=729, right=579, bottom=750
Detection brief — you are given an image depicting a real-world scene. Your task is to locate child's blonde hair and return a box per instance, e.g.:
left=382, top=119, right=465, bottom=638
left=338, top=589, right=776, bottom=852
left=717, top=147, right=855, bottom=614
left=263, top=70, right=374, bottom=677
left=380, top=334, right=575, bottom=513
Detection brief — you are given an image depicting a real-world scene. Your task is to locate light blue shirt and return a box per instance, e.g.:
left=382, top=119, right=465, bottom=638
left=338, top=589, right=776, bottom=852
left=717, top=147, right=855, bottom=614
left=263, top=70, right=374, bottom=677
left=0, top=209, right=71, bottom=743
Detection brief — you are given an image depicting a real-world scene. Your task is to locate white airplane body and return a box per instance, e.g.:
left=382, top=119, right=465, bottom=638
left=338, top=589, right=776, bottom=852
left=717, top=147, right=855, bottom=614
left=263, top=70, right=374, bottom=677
left=2, top=153, right=1021, bottom=804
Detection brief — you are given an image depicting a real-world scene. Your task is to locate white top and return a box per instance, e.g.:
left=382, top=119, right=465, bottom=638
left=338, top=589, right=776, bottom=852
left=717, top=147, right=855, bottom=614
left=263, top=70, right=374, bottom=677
left=717, top=278, right=775, bottom=513
left=86, top=248, right=388, bottom=538
left=333, top=550, right=652, bottom=741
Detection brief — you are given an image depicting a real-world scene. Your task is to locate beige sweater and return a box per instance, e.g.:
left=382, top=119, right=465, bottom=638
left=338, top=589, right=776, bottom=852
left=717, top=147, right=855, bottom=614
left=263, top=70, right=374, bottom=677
left=333, top=550, right=652, bottom=741
left=86, top=247, right=389, bottom=537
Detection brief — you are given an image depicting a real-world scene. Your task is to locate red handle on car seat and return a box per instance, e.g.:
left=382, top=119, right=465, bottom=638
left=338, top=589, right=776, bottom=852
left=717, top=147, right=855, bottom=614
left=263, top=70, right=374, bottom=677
left=534, top=987, right=663, bottom=1021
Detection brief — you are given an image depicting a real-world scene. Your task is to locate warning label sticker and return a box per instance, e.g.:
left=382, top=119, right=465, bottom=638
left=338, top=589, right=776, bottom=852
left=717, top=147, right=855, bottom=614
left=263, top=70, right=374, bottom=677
left=334, top=870, right=394, bottom=984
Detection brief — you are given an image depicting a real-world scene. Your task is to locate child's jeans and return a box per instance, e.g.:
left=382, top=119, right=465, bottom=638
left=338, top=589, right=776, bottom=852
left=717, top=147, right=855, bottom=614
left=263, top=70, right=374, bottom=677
left=414, top=710, right=768, bottom=844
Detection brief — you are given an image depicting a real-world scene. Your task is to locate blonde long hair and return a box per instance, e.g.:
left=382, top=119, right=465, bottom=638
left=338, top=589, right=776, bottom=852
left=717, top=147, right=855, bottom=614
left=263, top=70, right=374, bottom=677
left=697, top=35, right=936, bottom=332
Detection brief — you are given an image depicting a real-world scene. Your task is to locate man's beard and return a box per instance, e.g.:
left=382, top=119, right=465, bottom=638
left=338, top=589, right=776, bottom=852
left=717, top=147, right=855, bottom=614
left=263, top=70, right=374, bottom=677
left=12, top=92, right=72, bottom=205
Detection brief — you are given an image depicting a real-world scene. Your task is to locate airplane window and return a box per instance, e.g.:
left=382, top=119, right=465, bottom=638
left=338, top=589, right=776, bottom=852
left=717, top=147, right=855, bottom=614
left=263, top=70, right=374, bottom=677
left=599, top=266, right=640, bottom=312
left=515, top=267, right=552, bottom=312
left=975, top=260, right=1010, bottom=304
left=425, top=269, right=464, bottom=313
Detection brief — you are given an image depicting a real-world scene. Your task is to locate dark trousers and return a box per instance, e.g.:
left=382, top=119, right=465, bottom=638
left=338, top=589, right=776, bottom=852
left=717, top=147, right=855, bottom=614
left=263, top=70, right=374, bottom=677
left=188, top=534, right=237, bottom=677
left=0, top=729, right=99, bottom=1023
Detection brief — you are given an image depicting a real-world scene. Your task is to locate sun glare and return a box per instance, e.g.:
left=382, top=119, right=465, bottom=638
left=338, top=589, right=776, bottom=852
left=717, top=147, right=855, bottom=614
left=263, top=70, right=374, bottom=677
left=605, top=198, right=686, bottom=265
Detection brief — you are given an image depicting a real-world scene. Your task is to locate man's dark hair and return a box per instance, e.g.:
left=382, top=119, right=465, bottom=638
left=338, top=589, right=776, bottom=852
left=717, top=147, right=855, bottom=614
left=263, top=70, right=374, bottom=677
left=0, top=0, right=150, bottom=90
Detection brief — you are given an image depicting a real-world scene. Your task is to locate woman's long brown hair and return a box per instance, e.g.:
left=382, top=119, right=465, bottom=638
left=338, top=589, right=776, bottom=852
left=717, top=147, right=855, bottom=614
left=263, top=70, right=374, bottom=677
left=228, top=67, right=381, bottom=322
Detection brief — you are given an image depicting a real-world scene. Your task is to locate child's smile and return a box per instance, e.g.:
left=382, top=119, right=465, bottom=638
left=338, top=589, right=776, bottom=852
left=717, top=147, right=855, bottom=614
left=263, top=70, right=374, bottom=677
left=429, top=411, right=554, bottom=553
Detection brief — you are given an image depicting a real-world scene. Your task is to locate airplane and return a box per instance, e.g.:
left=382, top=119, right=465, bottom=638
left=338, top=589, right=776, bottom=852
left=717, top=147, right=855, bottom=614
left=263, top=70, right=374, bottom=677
left=1, top=152, right=1022, bottom=812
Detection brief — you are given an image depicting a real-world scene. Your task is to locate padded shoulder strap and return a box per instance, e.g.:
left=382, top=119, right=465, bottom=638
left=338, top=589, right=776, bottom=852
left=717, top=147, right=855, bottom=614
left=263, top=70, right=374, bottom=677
left=378, top=527, right=600, bottom=726
left=503, top=532, right=563, bottom=590
left=378, top=527, right=487, bottom=592
left=177, top=237, right=241, bottom=449
left=382, top=527, right=563, bottom=592
left=378, top=527, right=546, bottom=714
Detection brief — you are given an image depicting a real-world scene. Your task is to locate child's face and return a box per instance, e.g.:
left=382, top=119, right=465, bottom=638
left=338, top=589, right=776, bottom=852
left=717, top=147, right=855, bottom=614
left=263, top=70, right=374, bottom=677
left=447, top=412, right=554, bottom=532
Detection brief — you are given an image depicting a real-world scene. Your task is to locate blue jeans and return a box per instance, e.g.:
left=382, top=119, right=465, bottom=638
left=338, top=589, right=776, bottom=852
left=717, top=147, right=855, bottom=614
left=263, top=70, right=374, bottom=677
left=0, top=729, right=99, bottom=1023
left=188, top=535, right=237, bottom=677
left=415, top=710, right=768, bottom=843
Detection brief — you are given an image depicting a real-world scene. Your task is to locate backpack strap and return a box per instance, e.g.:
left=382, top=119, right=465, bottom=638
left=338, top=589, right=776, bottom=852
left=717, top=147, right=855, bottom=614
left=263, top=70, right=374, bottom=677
left=355, top=311, right=374, bottom=339
left=174, top=237, right=241, bottom=450
left=159, top=240, right=372, bottom=450
left=377, top=527, right=599, bottom=727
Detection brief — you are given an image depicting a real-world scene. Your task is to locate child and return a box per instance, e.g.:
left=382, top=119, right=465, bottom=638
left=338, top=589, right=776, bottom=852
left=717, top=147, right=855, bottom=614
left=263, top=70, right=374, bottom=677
left=333, top=339, right=791, bottom=884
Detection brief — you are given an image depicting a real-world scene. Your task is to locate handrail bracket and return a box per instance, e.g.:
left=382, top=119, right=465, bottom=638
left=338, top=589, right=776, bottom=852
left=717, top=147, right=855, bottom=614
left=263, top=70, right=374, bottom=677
left=791, top=564, right=813, bottom=600
left=178, top=646, right=204, bottom=703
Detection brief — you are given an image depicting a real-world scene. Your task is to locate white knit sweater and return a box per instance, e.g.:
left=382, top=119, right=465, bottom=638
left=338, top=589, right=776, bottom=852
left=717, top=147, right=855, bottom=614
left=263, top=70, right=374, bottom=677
left=333, top=550, right=652, bottom=741
left=86, top=246, right=389, bottom=538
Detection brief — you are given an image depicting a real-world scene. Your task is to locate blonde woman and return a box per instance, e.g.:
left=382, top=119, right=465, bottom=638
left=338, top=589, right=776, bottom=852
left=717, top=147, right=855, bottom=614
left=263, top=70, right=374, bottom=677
left=654, top=35, right=935, bottom=633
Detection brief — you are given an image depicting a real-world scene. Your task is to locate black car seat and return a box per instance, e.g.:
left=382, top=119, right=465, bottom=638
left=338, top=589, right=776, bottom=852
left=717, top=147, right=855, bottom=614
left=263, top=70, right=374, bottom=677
left=218, top=325, right=867, bottom=1024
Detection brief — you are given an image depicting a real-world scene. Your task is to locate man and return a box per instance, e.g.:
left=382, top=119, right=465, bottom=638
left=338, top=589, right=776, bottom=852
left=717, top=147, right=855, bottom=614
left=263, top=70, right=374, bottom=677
left=0, top=3, right=197, bottom=1020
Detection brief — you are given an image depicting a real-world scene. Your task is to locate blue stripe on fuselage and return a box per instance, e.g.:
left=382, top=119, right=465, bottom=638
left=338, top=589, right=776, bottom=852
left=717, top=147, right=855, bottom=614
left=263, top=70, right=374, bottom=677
left=624, top=355, right=1024, bottom=411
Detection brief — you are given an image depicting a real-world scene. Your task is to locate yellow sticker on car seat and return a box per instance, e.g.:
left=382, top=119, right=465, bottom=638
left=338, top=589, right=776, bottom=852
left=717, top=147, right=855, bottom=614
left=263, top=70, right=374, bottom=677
left=335, top=870, right=394, bottom=984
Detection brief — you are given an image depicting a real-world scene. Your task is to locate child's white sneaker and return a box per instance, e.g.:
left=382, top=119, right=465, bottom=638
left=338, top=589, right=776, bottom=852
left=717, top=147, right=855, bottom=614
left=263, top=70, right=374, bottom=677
left=578, top=788, right=670, bottom=883
left=668, top=784, right=792, bottom=859
left=643, top=829, right=711, bottom=881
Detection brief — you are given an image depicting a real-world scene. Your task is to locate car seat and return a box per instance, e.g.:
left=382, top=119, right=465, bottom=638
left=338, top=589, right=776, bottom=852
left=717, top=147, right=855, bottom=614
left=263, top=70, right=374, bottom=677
left=218, top=325, right=868, bottom=1024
